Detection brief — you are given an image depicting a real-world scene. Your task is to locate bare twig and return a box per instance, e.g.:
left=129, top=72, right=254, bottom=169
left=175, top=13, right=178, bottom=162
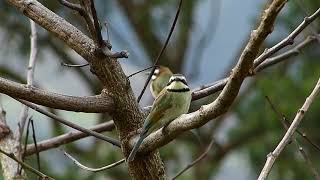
left=89, top=0, right=104, bottom=47
left=265, top=96, right=320, bottom=151
left=20, top=117, right=31, bottom=174
left=127, top=66, right=159, bottom=78
left=255, top=35, right=317, bottom=72
left=16, top=99, right=121, bottom=147
left=57, top=0, right=83, bottom=13
left=266, top=96, right=320, bottom=180
left=137, top=0, right=182, bottom=102
left=253, top=7, right=320, bottom=68
left=258, top=78, right=320, bottom=180
left=103, top=50, right=129, bottom=59
left=192, top=33, right=318, bottom=101
left=30, top=119, right=41, bottom=172
left=0, top=148, right=54, bottom=179
left=63, top=150, right=124, bottom=172
left=22, top=118, right=31, bottom=161
left=61, top=62, right=89, bottom=68
left=298, top=146, right=320, bottom=180
left=171, top=140, right=215, bottom=180
left=25, top=121, right=115, bottom=156
left=16, top=20, right=38, bottom=161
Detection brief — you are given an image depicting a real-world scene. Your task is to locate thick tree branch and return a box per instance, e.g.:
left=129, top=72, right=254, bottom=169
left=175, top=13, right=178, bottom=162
left=258, top=78, right=320, bottom=180
left=0, top=77, right=113, bottom=113
left=131, top=0, right=287, bottom=155
left=25, top=121, right=115, bottom=156
left=6, top=0, right=95, bottom=61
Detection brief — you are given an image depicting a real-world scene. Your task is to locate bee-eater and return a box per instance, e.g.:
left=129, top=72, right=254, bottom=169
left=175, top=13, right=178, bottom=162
left=150, top=66, right=173, bottom=98
left=128, top=74, right=191, bottom=161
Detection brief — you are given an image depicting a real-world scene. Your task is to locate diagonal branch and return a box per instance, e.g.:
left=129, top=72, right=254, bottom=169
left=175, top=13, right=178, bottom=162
left=265, top=96, right=320, bottom=180
left=130, top=0, right=288, bottom=155
left=16, top=99, right=121, bottom=147
left=258, top=78, right=320, bottom=180
left=137, top=0, right=182, bottom=102
left=253, top=7, right=320, bottom=68
left=6, top=0, right=95, bottom=61
left=25, top=121, right=115, bottom=156
left=192, top=33, right=318, bottom=100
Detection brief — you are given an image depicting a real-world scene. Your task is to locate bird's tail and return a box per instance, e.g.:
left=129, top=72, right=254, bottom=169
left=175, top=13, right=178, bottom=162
left=127, top=132, right=147, bottom=162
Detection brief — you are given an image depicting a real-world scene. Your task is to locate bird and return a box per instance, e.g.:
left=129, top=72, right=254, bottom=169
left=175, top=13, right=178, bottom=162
left=150, top=66, right=173, bottom=98
left=128, top=74, right=192, bottom=161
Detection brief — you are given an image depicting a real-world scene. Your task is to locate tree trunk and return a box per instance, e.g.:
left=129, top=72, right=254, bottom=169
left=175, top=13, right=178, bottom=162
left=90, top=56, right=166, bottom=179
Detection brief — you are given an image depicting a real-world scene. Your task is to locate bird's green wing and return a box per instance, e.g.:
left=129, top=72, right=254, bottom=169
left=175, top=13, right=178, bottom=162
left=143, top=89, right=173, bottom=130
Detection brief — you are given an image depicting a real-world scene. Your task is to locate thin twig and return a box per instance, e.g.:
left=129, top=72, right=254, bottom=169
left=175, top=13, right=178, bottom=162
left=253, top=7, right=320, bottom=68
left=30, top=119, right=41, bottom=172
left=255, top=36, right=317, bottom=72
left=16, top=19, right=38, bottom=145
left=298, top=145, right=320, bottom=180
left=258, top=78, right=320, bottom=180
left=16, top=20, right=38, bottom=175
left=89, top=0, right=104, bottom=47
left=265, top=96, right=320, bottom=180
left=137, top=0, right=182, bottom=102
left=0, top=148, right=54, bottom=180
left=57, top=0, right=84, bottom=13
left=61, top=62, right=89, bottom=68
left=171, top=140, right=215, bottom=180
left=193, top=33, right=318, bottom=101
left=20, top=117, right=31, bottom=174
left=22, top=117, right=31, bottom=161
left=265, top=96, right=320, bottom=151
left=127, top=66, right=159, bottom=78
left=63, top=150, right=124, bottom=172
left=16, top=99, right=121, bottom=147
left=25, top=121, right=115, bottom=156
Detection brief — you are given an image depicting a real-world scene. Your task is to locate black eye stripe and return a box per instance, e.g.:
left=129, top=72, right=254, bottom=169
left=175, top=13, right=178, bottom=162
left=167, top=78, right=188, bottom=86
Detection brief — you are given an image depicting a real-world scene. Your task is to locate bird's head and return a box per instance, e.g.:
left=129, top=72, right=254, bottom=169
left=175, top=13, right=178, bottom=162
left=166, top=74, right=190, bottom=91
left=151, top=66, right=173, bottom=81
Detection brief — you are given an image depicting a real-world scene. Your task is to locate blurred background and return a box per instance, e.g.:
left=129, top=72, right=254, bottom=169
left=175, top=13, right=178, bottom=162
left=0, top=0, right=319, bottom=179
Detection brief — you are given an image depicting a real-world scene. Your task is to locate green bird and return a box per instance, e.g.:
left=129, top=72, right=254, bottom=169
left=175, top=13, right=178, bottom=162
left=128, top=74, right=192, bottom=161
left=150, top=66, right=173, bottom=98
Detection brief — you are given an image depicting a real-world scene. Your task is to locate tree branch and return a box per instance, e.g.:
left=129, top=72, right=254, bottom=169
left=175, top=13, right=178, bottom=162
left=16, top=99, right=121, bottom=147
left=192, top=33, right=318, bottom=101
left=63, top=150, right=124, bottom=172
left=253, top=7, right=320, bottom=68
left=265, top=96, right=320, bottom=180
left=6, top=0, right=95, bottom=61
left=258, top=78, right=320, bottom=180
left=16, top=19, right=38, bottom=163
left=254, top=35, right=317, bottom=72
left=131, top=0, right=287, bottom=155
left=25, top=121, right=115, bottom=156
left=0, top=77, right=114, bottom=113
